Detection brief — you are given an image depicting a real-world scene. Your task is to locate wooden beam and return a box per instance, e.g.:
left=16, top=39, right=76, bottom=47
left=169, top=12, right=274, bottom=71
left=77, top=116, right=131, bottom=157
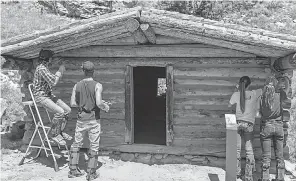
left=133, top=28, right=149, bottom=44
left=166, top=64, right=174, bottom=146
left=142, top=9, right=296, bottom=42
left=140, top=24, right=156, bottom=44
left=152, top=26, right=290, bottom=58
left=58, top=44, right=256, bottom=58
left=125, top=18, right=140, bottom=32
left=1, top=7, right=142, bottom=47
left=273, top=53, right=296, bottom=72
left=1, top=10, right=140, bottom=55
left=140, top=11, right=296, bottom=51
left=124, top=65, right=134, bottom=144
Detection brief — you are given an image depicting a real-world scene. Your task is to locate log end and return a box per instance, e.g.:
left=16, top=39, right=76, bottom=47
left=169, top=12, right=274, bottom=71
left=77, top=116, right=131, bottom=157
left=125, top=18, right=140, bottom=33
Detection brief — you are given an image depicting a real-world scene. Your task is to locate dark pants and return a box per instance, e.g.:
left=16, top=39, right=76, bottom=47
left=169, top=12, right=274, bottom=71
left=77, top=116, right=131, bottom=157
left=260, top=120, right=285, bottom=181
left=237, top=120, right=255, bottom=181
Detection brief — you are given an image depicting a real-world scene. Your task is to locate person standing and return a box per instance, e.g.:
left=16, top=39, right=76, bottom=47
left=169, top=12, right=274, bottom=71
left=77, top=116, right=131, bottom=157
left=32, top=49, right=72, bottom=145
left=259, top=76, right=290, bottom=181
left=68, top=61, right=110, bottom=181
left=229, top=76, right=262, bottom=181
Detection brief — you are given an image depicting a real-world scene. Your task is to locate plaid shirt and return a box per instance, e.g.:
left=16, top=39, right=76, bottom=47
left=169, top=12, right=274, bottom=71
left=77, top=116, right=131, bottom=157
left=32, top=64, right=57, bottom=98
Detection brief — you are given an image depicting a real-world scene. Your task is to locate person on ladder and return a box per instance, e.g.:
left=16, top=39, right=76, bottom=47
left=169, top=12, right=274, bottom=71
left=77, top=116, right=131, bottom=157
left=32, top=49, right=72, bottom=146
left=68, top=61, right=110, bottom=180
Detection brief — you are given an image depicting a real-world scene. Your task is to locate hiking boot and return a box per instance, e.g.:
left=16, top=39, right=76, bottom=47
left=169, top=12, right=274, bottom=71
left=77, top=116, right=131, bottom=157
left=68, top=168, right=85, bottom=178
left=86, top=172, right=100, bottom=181
left=61, top=132, right=73, bottom=141
left=51, top=135, right=66, bottom=146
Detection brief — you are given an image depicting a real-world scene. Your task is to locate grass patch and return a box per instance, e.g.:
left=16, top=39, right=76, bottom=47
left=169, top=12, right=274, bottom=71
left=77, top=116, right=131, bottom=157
left=1, top=1, right=75, bottom=40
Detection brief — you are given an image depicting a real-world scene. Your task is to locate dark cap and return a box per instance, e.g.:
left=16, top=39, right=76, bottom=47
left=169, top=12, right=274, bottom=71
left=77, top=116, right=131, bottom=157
left=39, top=49, right=54, bottom=59
left=82, top=61, right=94, bottom=72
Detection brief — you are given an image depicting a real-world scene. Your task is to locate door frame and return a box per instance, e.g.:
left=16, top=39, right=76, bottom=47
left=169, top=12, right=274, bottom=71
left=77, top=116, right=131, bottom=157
left=124, top=65, right=174, bottom=146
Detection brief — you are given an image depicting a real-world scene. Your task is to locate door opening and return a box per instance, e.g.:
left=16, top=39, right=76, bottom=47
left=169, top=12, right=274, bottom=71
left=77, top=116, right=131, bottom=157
left=133, top=66, right=166, bottom=145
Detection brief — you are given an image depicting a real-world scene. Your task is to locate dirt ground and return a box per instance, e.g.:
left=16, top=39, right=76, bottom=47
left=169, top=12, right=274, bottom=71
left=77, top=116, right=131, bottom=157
left=1, top=135, right=295, bottom=181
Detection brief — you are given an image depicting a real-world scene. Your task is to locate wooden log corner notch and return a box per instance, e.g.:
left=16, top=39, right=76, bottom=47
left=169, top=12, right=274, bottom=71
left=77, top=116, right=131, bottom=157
left=272, top=53, right=296, bottom=72
left=125, top=17, right=156, bottom=45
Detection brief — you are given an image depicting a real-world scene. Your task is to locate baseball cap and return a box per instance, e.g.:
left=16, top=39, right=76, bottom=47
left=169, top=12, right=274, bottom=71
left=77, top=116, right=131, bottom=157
left=39, top=49, right=54, bottom=59
left=82, top=61, right=94, bottom=72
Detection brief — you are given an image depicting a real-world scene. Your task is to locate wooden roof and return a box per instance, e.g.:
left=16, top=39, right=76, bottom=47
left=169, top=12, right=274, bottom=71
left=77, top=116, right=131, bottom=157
left=1, top=7, right=296, bottom=59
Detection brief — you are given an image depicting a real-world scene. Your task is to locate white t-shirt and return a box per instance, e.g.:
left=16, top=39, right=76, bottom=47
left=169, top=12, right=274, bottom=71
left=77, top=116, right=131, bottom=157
left=229, top=89, right=262, bottom=124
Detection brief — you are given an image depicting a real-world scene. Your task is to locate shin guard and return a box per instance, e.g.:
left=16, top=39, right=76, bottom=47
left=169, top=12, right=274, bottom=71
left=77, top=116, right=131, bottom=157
left=69, top=147, right=80, bottom=171
left=87, top=150, right=99, bottom=174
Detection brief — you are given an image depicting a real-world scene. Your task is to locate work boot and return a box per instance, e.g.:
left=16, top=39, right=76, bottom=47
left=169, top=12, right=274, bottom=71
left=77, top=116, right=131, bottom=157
left=86, top=171, right=100, bottom=181
left=68, top=168, right=85, bottom=178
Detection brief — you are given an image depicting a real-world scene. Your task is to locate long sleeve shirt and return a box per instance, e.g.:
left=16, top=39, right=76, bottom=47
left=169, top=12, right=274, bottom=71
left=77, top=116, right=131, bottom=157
left=32, top=64, right=58, bottom=98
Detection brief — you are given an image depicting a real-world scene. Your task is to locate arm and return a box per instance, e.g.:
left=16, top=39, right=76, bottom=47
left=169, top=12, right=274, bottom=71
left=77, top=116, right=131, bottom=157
left=95, top=83, right=109, bottom=112
left=40, top=67, right=62, bottom=87
left=70, top=84, right=77, bottom=107
left=228, top=85, right=238, bottom=107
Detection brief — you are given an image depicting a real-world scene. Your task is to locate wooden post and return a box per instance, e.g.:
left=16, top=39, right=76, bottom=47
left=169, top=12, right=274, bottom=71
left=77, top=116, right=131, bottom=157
left=225, top=114, right=237, bottom=181
left=125, top=65, right=134, bottom=144
left=166, top=65, right=174, bottom=146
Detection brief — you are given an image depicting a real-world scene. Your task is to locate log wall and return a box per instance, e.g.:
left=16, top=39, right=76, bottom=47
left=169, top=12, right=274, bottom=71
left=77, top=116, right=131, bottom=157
left=47, top=57, right=271, bottom=153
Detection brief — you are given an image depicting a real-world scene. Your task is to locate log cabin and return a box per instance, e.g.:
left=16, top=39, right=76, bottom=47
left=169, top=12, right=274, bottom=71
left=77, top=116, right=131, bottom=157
left=1, top=8, right=296, bottom=171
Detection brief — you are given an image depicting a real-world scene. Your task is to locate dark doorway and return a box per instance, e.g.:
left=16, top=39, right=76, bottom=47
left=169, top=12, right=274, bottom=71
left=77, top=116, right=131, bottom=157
left=133, top=66, right=166, bottom=145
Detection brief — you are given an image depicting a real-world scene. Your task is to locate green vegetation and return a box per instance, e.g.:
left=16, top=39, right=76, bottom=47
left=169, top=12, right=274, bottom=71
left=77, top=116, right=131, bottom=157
left=1, top=1, right=75, bottom=40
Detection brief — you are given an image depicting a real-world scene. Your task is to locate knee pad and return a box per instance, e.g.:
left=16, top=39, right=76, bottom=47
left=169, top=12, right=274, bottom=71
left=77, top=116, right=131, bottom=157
left=277, top=159, right=285, bottom=169
left=262, top=163, right=270, bottom=171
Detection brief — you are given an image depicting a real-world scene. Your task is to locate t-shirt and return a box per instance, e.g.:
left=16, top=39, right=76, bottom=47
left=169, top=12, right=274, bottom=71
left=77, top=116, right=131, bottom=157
left=229, top=89, right=262, bottom=124
left=260, top=90, right=288, bottom=121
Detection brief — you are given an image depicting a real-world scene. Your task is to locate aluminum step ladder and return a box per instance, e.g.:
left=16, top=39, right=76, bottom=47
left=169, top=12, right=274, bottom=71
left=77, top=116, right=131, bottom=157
left=19, top=84, right=68, bottom=171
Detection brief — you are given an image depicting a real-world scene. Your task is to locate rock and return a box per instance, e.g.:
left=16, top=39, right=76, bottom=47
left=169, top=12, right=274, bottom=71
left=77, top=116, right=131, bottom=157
left=184, top=155, right=194, bottom=159
left=121, top=153, right=135, bottom=162
left=135, top=153, right=139, bottom=158
left=161, top=155, right=189, bottom=164
left=136, top=154, right=151, bottom=164
left=154, top=154, right=163, bottom=160
left=163, top=154, right=168, bottom=158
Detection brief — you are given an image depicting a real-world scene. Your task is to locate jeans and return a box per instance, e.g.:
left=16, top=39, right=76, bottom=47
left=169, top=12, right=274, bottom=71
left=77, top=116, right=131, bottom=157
left=36, top=96, right=71, bottom=138
left=260, top=121, right=285, bottom=181
left=237, top=120, right=255, bottom=181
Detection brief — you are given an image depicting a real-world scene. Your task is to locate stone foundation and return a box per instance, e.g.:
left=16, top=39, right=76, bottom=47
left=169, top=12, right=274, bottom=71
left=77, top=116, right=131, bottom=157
left=109, top=151, right=226, bottom=168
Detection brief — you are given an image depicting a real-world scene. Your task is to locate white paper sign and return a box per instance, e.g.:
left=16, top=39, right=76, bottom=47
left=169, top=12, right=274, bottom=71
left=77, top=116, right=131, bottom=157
left=225, top=114, right=237, bottom=128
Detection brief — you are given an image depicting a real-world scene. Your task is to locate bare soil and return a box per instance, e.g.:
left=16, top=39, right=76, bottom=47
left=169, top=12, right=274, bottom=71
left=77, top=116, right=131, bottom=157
left=1, top=135, right=295, bottom=181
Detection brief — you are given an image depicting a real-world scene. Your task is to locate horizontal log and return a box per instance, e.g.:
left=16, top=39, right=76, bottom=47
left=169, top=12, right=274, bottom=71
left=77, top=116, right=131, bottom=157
left=174, top=110, right=229, bottom=119
left=174, top=125, right=226, bottom=139
left=172, top=137, right=226, bottom=148
left=1, top=7, right=142, bottom=47
left=100, top=135, right=125, bottom=147
left=14, top=26, right=130, bottom=58
left=174, top=67, right=269, bottom=79
left=57, top=57, right=269, bottom=68
left=173, top=117, right=225, bottom=126
left=105, top=144, right=226, bottom=157
left=174, top=104, right=233, bottom=111
left=152, top=26, right=289, bottom=58
left=140, top=12, right=296, bottom=51
left=174, top=79, right=265, bottom=88
left=58, top=44, right=256, bottom=58
left=2, top=10, right=141, bottom=56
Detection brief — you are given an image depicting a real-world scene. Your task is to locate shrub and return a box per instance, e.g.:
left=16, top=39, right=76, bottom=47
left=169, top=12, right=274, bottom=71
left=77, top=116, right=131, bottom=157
left=0, top=70, right=26, bottom=132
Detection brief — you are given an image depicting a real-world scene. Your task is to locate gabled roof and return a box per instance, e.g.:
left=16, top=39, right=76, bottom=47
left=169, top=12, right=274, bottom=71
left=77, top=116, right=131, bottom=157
left=1, top=7, right=296, bottom=59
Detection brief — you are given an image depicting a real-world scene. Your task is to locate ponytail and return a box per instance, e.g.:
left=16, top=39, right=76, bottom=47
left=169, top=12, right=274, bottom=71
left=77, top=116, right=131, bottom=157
left=239, top=81, right=246, bottom=113
left=238, top=76, right=251, bottom=113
